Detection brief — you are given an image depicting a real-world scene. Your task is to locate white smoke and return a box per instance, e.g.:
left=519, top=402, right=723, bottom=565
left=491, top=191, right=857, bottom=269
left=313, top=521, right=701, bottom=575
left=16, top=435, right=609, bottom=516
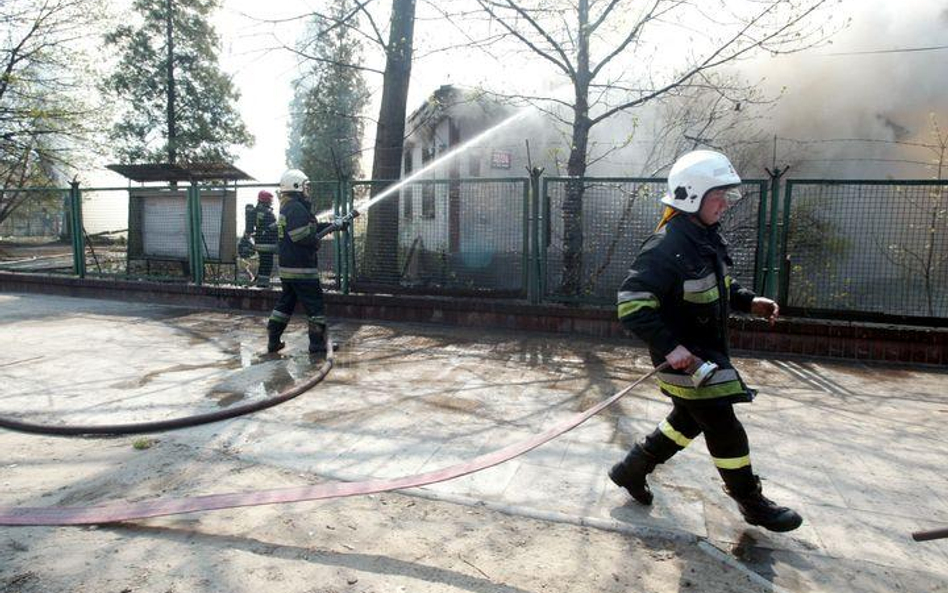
left=741, top=0, right=948, bottom=178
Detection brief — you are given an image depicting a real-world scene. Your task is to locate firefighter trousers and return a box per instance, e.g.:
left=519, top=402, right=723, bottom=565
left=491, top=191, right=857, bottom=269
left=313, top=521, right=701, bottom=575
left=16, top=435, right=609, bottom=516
left=639, top=397, right=755, bottom=485
left=267, top=279, right=327, bottom=343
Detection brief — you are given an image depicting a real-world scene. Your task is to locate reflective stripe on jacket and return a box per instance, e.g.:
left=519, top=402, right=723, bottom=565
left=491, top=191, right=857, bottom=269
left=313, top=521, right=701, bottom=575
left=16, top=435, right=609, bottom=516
left=252, top=204, right=277, bottom=251
left=617, top=215, right=757, bottom=403
left=277, top=195, right=331, bottom=280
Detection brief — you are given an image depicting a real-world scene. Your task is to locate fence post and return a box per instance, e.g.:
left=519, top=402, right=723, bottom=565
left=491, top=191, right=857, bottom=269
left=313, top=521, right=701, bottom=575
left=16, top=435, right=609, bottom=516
left=527, top=167, right=544, bottom=303
left=187, top=183, right=205, bottom=285
left=347, top=182, right=357, bottom=291
left=69, top=181, right=86, bottom=278
left=754, top=180, right=769, bottom=294
left=335, top=180, right=351, bottom=294
left=763, top=166, right=788, bottom=299
left=778, top=180, right=794, bottom=306
left=541, top=177, right=551, bottom=300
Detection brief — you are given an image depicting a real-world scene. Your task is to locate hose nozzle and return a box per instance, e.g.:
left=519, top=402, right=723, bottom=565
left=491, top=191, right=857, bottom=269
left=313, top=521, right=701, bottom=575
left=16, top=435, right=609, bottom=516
left=686, top=359, right=719, bottom=388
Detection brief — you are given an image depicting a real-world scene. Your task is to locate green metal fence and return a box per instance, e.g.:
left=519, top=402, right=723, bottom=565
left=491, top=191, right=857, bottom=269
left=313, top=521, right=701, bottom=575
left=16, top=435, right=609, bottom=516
left=75, top=182, right=262, bottom=285
left=348, top=178, right=531, bottom=297
left=0, top=181, right=346, bottom=287
left=3, top=175, right=947, bottom=323
left=540, top=177, right=768, bottom=305
left=783, top=180, right=948, bottom=320
left=0, top=187, right=74, bottom=275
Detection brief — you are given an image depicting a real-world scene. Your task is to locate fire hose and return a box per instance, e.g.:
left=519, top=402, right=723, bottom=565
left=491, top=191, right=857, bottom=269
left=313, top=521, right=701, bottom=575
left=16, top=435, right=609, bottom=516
left=0, top=363, right=669, bottom=526
left=0, top=338, right=335, bottom=437
left=912, top=528, right=948, bottom=542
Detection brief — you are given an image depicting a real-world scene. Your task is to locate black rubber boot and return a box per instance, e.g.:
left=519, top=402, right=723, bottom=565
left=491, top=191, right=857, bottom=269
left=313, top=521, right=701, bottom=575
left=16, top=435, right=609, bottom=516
left=724, top=474, right=803, bottom=532
left=608, top=444, right=659, bottom=505
left=308, top=322, right=327, bottom=354
left=266, top=321, right=285, bottom=353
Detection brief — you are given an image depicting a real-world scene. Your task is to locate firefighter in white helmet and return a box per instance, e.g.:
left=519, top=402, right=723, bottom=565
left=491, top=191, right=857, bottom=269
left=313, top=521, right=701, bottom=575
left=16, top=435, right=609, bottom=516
left=265, top=169, right=353, bottom=354
left=609, top=150, right=802, bottom=532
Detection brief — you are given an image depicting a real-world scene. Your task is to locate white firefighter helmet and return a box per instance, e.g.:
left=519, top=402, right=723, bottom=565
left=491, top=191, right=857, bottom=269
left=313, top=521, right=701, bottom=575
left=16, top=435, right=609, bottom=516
left=279, top=168, right=309, bottom=197
left=660, top=150, right=741, bottom=214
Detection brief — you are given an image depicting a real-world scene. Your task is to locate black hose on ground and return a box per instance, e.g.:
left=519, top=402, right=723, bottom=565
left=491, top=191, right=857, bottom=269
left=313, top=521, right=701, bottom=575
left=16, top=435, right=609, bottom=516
left=0, top=335, right=335, bottom=437
left=912, top=528, right=948, bottom=542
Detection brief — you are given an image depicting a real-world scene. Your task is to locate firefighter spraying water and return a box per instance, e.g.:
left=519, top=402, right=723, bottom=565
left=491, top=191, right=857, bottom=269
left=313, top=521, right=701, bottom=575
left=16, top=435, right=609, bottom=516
left=267, top=108, right=534, bottom=352
left=265, top=169, right=353, bottom=355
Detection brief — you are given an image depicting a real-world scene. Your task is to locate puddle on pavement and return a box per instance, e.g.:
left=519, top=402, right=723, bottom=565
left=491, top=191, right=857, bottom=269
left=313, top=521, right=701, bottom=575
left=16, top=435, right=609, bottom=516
left=108, top=334, right=328, bottom=406
left=203, top=345, right=319, bottom=402
left=207, top=390, right=248, bottom=408
left=110, top=359, right=243, bottom=389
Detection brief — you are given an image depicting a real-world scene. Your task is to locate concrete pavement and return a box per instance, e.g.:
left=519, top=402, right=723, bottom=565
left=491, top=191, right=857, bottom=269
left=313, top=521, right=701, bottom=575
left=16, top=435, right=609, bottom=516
left=1, top=292, right=946, bottom=592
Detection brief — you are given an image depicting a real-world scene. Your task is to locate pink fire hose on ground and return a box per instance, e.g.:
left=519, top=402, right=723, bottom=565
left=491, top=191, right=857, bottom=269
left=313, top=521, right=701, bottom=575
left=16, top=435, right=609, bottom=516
left=0, top=363, right=667, bottom=526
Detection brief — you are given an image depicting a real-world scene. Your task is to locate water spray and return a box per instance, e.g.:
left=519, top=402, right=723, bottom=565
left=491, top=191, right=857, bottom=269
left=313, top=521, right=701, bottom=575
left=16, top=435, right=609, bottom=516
left=312, top=107, right=536, bottom=234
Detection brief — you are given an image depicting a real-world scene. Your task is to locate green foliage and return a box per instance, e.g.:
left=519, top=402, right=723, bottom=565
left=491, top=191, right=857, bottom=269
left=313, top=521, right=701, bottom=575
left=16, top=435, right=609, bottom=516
left=286, top=0, right=369, bottom=182
left=786, top=195, right=852, bottom=309
left=102, top=0, right=252, bottom=164
left=132, top=437, right=156, bottom=450
left=0, top=0, right=107, bottom=225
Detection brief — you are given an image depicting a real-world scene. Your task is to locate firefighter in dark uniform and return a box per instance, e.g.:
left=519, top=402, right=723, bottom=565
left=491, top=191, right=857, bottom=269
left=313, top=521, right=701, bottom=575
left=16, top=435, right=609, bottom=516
left=252, top=190, right=278, bottom=288
left=609, top=150, right=802, bottom=532
left=266, top=169, right=350, bottom=354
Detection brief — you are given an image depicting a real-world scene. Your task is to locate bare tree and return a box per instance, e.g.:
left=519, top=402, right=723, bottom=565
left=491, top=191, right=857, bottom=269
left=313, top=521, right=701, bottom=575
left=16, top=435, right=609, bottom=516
left=0, top=0, right=106, bottom=226
left=880, top=115, right=948, bottom=317
left=244, top=0, right=416, bottom=281
left=444, top=0, right=836, bottom=295
left=364, top=0, right=416, bottom=281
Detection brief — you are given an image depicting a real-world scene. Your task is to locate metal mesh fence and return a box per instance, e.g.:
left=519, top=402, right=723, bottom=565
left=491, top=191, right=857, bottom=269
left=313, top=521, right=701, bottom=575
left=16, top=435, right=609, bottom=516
left=0, top=189, right=72, bottom=275
left=84, top=182, right=341, bottom=287
left=4, top=175, right=947, bottom=323
left=541, top=178, right=766, bottom=304
left=784, top=180, right=948, bottom=318
left=79, top=184, right=229, bottom=284
left=81, top=186, right=133, bottom=279
left=349, top=178, right=530, bottom=296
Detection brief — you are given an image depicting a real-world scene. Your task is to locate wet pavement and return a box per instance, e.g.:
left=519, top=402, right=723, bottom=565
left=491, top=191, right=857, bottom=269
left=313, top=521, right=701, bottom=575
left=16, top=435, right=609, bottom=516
left=1, top=292, right=946, bottom=592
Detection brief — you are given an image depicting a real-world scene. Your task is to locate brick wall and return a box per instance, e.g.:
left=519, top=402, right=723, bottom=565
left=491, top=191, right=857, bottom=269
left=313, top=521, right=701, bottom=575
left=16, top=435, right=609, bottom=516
left=2, top=272, right=945, bottom=365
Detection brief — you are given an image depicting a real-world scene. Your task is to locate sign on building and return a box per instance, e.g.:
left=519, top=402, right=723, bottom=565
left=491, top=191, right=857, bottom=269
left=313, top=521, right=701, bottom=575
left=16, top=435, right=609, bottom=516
left=490, top=150, right=512, bottom=170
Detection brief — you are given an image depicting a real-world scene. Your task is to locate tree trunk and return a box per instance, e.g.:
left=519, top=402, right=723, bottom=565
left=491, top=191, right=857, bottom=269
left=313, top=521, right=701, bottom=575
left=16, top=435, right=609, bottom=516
left=364, top=0, right=415, bottom=283
left=165, top=0, right=177, bottom=166
left=560, top=0, right=590, bottom=296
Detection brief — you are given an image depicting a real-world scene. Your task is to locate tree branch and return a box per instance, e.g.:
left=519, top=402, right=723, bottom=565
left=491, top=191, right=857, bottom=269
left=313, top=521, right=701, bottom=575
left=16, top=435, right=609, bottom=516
left=591, top=0, right=829, bottom=126
left=474, top=0, right=575, bottom=77
left=280, top=42, right=384, bottom=75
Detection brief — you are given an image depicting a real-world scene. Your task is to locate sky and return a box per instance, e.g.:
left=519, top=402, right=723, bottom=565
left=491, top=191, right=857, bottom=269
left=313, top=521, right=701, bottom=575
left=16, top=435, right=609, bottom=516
left=93, top=0, right=948, bottom=184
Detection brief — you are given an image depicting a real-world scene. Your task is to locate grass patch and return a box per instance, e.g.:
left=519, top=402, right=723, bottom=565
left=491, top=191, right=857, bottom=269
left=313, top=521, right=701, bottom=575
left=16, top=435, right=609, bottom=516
left=132, top=438, right=156, bottom=450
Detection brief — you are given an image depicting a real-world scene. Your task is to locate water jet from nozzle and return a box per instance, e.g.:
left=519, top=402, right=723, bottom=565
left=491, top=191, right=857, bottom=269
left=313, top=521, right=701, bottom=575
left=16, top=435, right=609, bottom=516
left=314, top=108, right=535, bottom=221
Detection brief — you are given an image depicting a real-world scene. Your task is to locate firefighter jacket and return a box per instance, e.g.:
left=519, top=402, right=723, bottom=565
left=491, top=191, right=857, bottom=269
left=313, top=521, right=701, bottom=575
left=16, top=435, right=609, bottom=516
left=277, top=194, right=332, bottom=280
left=252, top=203, right=278, bottom=253
left=617, top=215, right=758, bottom=404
